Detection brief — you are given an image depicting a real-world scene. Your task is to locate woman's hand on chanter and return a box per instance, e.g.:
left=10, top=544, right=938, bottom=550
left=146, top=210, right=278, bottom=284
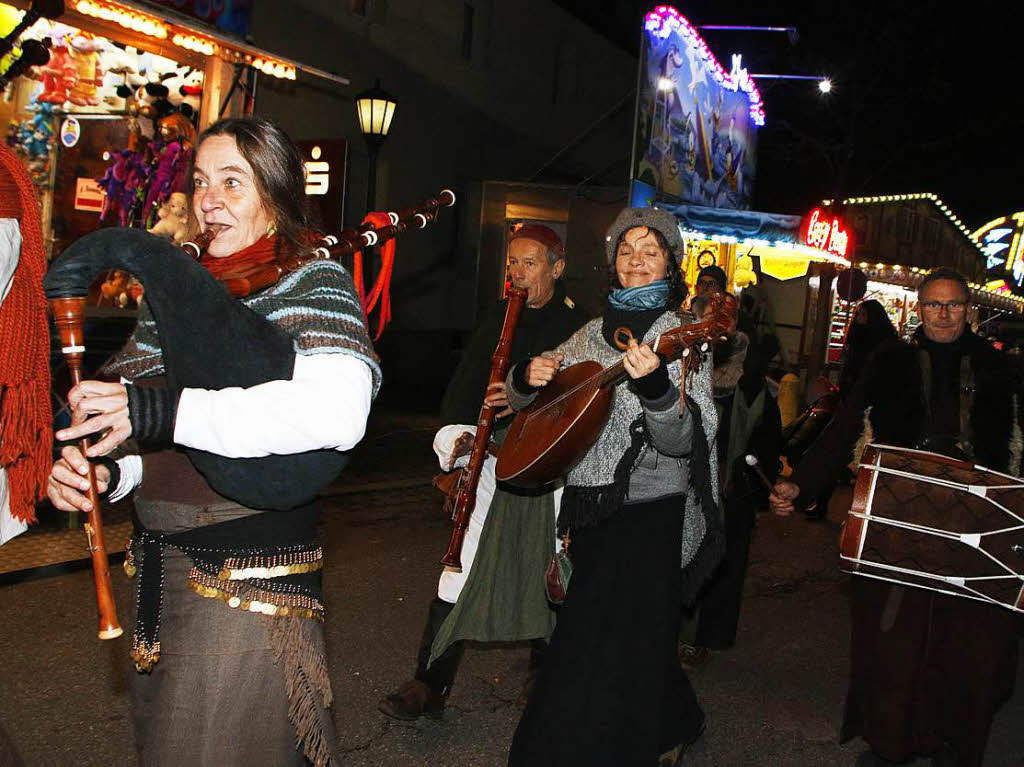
left=526, top=352, right=564, bottom=388
left=46, top=446, right=111, bottom=513
left=623, top=338, right=661, bottom=379
left=55, top=380, right=132, bottom=457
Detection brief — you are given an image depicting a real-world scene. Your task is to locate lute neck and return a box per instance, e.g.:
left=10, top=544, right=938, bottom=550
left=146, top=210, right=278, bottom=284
left=596, top=320, right=713, bottom=390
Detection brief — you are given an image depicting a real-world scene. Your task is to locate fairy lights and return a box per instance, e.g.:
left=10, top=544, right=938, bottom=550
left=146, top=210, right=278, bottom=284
left=851, top=261, right=1024, bottom=310
left=824, top=193, right=975, bottom=239
left=69, top=1, right=296, bottom=80
left=171, top=33, right=216, bottom=56
left=644, top=5, right=765, bottom=126
left=75, top=1, right=168, bottom=39
left=251, top=57, right=296, bottom=80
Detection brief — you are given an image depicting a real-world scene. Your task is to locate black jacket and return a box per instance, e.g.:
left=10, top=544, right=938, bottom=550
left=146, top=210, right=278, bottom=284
left=439, top=281, right=587, bottom=424
left=793, top=329, right=1020, bottom=506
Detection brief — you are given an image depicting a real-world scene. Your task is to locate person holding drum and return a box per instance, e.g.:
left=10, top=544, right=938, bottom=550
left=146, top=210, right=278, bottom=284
left=772, top=267, right=1021, bottom=767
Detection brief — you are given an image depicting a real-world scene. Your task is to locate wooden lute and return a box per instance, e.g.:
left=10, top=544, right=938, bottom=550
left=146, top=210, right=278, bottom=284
left=495, top=292, right=737, bottom=487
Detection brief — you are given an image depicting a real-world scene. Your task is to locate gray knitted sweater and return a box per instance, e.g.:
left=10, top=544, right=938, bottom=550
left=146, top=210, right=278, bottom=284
left=508, top=311, right=719, bottom=569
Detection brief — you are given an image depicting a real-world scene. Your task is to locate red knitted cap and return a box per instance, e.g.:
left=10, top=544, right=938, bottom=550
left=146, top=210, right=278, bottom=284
left=510, top=224, right=565, bottom=258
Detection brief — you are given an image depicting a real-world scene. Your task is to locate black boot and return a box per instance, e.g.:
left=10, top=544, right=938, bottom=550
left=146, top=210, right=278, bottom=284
left=516, top=638, right=547, bottom=709
left=378, top=597, right=464, bottom=720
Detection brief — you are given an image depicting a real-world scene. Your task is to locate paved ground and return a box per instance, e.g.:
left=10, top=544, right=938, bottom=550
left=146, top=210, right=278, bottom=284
left=1, top=412, right=1022, bottom=766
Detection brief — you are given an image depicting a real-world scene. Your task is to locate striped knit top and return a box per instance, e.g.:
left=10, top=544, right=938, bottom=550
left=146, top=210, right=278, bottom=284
left=104, top=259, right=382, bottom=396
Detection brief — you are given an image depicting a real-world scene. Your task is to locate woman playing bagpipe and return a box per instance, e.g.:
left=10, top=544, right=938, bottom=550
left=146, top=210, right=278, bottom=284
left=504, top=208, right=723, bottom=767
left=45, top=117, right=381, bottom=767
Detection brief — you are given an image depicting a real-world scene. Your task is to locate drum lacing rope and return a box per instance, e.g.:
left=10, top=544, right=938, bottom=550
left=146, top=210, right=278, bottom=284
left=858, top=462, right=1024, bottom=527
left=842, top=569, right=1024, bottom=614
left=848, top=461, right=1024, bottom=595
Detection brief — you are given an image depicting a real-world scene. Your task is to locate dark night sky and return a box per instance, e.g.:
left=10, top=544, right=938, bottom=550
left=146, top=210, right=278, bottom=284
left=555, top=0, right=1024, bottom=230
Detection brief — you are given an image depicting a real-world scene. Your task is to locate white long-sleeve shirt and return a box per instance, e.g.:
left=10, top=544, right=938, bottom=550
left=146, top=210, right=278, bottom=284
left=110, top=352, right=373, bottom=499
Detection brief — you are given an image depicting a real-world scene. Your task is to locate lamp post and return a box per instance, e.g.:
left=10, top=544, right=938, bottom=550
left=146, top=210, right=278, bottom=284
left=355, top=79, right=397, bottom=213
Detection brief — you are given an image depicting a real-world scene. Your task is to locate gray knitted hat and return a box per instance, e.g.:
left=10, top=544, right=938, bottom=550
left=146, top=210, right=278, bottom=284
left=604, top=206, right=683, bottom=264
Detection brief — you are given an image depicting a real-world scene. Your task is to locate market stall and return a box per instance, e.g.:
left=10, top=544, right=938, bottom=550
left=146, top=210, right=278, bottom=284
left=820, top=194, right=1023, bottom=362
left=1, top=0, right=339, bottom=306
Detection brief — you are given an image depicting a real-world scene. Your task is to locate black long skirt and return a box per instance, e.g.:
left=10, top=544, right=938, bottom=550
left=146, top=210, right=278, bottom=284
left=508, top=494, right=704, bottom=767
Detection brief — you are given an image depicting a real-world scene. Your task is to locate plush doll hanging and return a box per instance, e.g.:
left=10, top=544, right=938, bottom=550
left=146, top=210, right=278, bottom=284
left=36, top=35, right=75, bottom=105
left=142, top=113, right=194, bottom=227
left=67, top=35, right=104, bottom=107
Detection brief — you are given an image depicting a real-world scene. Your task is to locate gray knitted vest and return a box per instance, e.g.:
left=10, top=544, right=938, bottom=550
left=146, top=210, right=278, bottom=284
left=555, top=311, right=719, bottom=569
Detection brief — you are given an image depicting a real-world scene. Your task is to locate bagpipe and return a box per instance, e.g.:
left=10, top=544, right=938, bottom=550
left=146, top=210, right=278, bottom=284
left=43, top=189, right=454, bottom=639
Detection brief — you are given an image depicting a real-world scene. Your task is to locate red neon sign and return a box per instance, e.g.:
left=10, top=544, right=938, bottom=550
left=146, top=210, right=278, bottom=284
left=802, top=208, right=852, bottom=260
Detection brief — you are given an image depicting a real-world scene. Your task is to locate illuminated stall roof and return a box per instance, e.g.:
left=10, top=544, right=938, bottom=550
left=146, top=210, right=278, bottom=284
left=5, top=0, right=348, bottom=84
left=823, top=192, right=975, bottom=238
left=822, top=192, right=990, bottom=285
left=655, top=202, right=849, bottom=265
left=973, top=211, right=1024, bottom=291
left=849, top=260, right=1024, bottom=313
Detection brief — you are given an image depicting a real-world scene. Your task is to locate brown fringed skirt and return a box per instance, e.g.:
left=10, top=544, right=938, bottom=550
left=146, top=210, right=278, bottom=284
left=129, top=455, right=337, bottom=767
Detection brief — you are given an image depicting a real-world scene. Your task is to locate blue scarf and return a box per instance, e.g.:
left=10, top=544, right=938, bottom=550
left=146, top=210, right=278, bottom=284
left=607, top=279, right=670, bottom=311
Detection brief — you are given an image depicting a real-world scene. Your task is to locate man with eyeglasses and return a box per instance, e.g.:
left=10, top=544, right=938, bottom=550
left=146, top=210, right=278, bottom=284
left=770, top=267, right=1021, bottom=767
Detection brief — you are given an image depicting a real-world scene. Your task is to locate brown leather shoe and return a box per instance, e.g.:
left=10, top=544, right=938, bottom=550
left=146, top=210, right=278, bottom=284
left=377, top=679, right=445, bottom=721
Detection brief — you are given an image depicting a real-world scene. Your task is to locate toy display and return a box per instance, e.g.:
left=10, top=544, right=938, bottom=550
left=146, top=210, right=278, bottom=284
left=5, top=102, right=55, bottom=189
left=35, top=34, right=74, bottom=104
left=66, top=34, right=103, bottom=106
left=147, top=191, right=188, bottom=243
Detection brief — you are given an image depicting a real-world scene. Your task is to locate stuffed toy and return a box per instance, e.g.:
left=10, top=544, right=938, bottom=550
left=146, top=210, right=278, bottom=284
left=147, top=191, right=188, bottom=243
left=67, top=35, right=104, bottom=107
left=161, top=66, right=203, bottom=123
left=179, top=68, right=203, bottom=121
left=142, top=114, right=193, bottom=226
left=36, top=36, right=75, bottom=105
left=99, top=269, right=130, bottom=307
left=100, top=44, right=137, bottom=108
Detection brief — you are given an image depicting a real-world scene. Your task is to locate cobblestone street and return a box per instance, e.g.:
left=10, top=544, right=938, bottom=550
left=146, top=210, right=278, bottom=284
left=1, top=414, right=1022, bottom=766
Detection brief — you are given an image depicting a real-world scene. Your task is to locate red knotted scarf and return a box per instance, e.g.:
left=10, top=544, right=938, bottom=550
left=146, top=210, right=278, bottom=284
left=198, top=233, right=280, bottom=277
left=0, top=145, right=53, bottom=524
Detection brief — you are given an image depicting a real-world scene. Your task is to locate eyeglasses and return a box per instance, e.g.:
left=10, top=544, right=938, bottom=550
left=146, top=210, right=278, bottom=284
left=920, top=300, right=966, bottom=313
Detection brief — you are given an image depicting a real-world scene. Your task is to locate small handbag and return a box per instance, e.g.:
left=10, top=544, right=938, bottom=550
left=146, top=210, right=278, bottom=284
left=545, top=530, right=572, bottom=605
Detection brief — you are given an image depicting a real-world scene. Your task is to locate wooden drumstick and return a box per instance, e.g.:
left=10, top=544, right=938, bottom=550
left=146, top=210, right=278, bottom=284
left=744, top=454, right=775, bottom=491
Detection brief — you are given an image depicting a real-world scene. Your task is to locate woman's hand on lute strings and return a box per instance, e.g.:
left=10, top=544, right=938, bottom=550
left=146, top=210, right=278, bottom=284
left=623, top=338, right=661, bottom=379
left=46, top=446, right=111, bottom=513
left=526, top=352, right=564, bottom=388
left=55, top=380, right=132, bottom=456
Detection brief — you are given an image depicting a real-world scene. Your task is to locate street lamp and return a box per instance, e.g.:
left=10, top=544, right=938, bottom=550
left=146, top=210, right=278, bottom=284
left=355, top=78, right=397, bottom=213
left=750, top=73, right=834, bottom=94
